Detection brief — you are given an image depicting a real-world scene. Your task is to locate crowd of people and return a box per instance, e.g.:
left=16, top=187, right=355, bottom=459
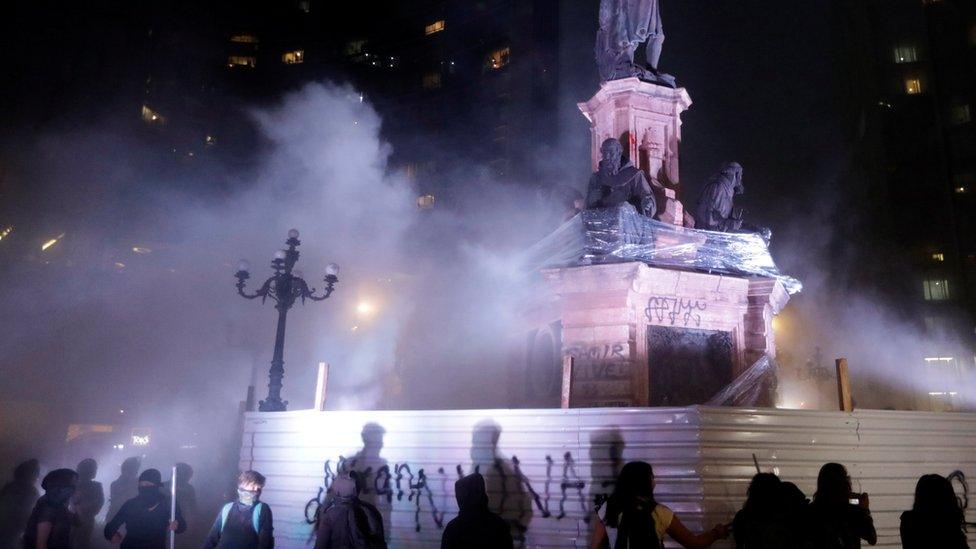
left=0, top=457, right=969, bottom=548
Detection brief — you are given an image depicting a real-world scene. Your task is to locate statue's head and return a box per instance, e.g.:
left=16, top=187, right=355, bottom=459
left=599, top=138, right=624, bottom=173
left=722, top=162, right=744, bottom=195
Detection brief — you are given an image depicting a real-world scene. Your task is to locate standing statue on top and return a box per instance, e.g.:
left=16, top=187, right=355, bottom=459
left=694, top=162, right=772, bottom=242
left=596, top=0, right=675, bottom=86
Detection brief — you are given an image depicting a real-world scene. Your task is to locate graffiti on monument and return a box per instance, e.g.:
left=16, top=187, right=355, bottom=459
left=645, top=296, right=707, bottom=327
left=565, top=343, right=633, bottom=406
left=304, top=452, right=601, bottom=534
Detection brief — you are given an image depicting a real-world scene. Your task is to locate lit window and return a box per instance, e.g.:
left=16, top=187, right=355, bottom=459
left=893, top=45, right=917, bottom=63
left=282, top=50, right=304, bottom=64
left=923, top=279, right=950, bottom=300
left=417, top=194, right=436, bottom=209
left=422, top=72, right=442, bottom=90
left=905, top=78, right=922, bottom=94
left=0, top=226, right=13, bottom=242
left=956, top=186, right=968, bottom=194
left=228, top=56, right=257, bottom=68
left=140, top=105, right=165, bottom=124
left=932, top=252, right=944, bottom=262
left=230, top=34, right=259, bottom=44
left=425, top=20, right=445, bottom=35
left=955, top=173, right=974, bottom=194
left=950, top=104, right=971, bottom=125
left=297, top=0, right=310, bottom=13
left=487, top=47, right=511, bottom=70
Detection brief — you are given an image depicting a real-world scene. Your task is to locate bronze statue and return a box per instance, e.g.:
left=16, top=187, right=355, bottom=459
left=596, top=0, right=674, bottom=86
left=586, top=138, right=657, bottom=218
left=695, top=162, right=771, bottom=241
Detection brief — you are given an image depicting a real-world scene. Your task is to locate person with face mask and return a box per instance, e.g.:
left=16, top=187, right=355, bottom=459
left=23, top=468, right=78, bottom=549
left=203, top=470, right=274, bottom=549
left=104, top=469, right=185, bottom=549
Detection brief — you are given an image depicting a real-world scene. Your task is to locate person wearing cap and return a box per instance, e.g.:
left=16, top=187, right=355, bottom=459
left=202, top=470, right=274, bottom=549
left=313, top=472, right=385, bottom=549
left=440, top=473, right=512, bottom=549
left=104, top=469, right=185, bottom=549
left=23, top=468, right=78, bottom=549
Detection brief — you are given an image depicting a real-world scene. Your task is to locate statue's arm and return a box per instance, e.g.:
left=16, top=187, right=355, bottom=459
left=635, top=171, right=657, bottom=218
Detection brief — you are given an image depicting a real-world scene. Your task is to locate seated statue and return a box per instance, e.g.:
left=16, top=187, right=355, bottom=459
left=586, top=138, right=657, bottom=218
left=694, top=162, right=771, bottom=242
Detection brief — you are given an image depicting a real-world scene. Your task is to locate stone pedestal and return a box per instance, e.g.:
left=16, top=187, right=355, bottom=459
left=541, top=262, right=789, bottom=407
left=578, top=78, right=692, bottom=225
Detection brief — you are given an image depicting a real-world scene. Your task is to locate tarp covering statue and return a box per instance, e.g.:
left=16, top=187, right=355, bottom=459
left=595, top=0, right=674, bottom=86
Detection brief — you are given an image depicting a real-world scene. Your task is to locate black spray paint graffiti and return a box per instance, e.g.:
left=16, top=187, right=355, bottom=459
left=565, top=344, right=626, bottom=361
left=304, top=453, right=603, bottom=534
left=645, top=296, right=707, bottom=327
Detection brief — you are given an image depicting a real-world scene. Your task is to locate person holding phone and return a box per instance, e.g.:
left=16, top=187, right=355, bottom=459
left=810, top=463, right=876, bottom=548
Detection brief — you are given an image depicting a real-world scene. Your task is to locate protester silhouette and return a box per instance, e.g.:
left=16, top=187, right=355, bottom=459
left=777, top=481, right=813, bottom=547
left=23, top=468, right=78, bottom=549
left=809, top=462, right=876, bottom=548
left=348, top=423, right=390, bottom=534
left=106, top=457, right=141, bottom=523
left=71, top=458, right=105, bottom=549
left=733, top=472, right=804, bottom=548
left=314, top=473, right=386, bottom=549
left=441, top=472, right=513, bottom=549
left=589, top=461, right=728, bottom=549
left=104, top=468, right=185, bottom=549
left=0, top=459, right=41, bottom=549
left=900, top=473, right=969, bottom=549
left=470, top=421, right=533, bottom=546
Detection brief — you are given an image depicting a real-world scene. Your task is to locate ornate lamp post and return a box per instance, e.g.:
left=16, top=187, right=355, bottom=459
left=234, top=229, right=339, bottom=412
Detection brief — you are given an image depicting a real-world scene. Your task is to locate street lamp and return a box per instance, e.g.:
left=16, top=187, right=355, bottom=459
left=234, top=229, right=339, bottom=412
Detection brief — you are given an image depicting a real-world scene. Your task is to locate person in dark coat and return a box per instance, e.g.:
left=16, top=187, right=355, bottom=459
left=106, top=457, right=140, bottom=523
left=441, top=473, right=512, bottom=549
left=314, top=474, right=385, bottom=549
left=70, top=458, right=104, bottom=549
left=104, top=469, right=185, bottom=549
left=900, top=474, right=969, bottom=549
left=202, top=470, right=274, bottom=549
left=809, top=463, right=876, bottom=549
left=23, top=468, right=78, bottom=549
left=0, top=459, right=41, bottom=549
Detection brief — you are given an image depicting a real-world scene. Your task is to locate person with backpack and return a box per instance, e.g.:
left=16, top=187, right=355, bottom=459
left=589, top=461, right=729, bottom=549
left=313, top=473, right=386, bottom=549
left=203, top=470, right=274, bottom=549
left=104, top=468, right=186, bottom=549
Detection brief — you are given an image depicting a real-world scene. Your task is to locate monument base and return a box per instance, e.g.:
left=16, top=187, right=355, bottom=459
left=535, top=262, right=789, bottom=407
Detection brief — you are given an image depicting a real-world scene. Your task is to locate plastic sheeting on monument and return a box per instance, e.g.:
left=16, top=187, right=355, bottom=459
left=526, top=204, right=802, bottom=294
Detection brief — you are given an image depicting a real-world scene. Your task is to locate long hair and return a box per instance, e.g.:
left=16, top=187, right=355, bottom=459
left=743, top=473, right=781, bottom=514
left=913, top=474, right=965, bottom=531
left=605, top=461, right=661, bottom=549
left=814, top=462, right=851, bottom=508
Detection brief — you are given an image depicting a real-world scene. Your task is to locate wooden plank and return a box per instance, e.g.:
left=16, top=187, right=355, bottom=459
left=560, top=356, right=573, bottom=409
left=836, top=357, right=853, bottom=412
left=314, top=362, right=329, bottom=411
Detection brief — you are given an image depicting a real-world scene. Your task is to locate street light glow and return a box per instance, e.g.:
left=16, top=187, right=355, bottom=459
left=356, top=301, right=374, bottom=316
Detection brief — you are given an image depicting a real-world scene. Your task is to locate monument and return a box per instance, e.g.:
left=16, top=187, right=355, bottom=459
left=523, top=0, right=798, bottom=408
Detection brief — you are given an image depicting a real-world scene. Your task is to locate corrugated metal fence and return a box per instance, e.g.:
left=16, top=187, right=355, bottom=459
left=240, top=406, right=976, bottom=547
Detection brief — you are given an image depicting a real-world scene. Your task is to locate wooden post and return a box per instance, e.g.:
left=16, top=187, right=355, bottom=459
left=561, top=356, right=574, bottom=409
left=835, top=358, right=853, bottom=412
left=314, top=362, right=330, bottom=411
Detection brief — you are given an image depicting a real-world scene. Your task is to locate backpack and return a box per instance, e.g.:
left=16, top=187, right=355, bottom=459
left=220, top=502, right=265, bottom=534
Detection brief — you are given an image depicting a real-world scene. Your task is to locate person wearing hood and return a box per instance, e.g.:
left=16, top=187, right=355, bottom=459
left=313, top=473, right=385, bottom=549
left=440, top=473, right=512, bottom=549
left=22, top=468, right=78, bottom=549
left=104, top=469, right=185, bottom=549
left=203, top=470, right=274, bottom=549
left=0, top=459, right=41, bottom=549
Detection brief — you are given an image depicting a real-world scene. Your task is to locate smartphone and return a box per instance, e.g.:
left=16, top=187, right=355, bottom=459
left=849, top=496, right=860, bottom=505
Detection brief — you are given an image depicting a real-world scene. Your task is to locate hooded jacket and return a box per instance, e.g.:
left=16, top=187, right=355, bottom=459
left=440, top=473, right=513, bottom=549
